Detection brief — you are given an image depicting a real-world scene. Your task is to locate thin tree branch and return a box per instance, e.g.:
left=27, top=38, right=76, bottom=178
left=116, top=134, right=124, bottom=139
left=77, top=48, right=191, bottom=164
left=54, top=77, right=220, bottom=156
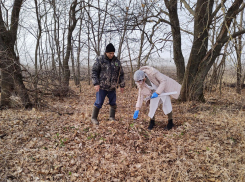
left=220, top=29, right=245, bottom=43
left=210, top=0, right=227, bottom=20
left=180, top=0, right=195, bottom=16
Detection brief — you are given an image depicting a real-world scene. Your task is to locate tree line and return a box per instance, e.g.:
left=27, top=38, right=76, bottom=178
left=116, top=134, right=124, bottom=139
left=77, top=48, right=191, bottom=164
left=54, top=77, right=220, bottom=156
left=0, top=0, right=244, bottom=108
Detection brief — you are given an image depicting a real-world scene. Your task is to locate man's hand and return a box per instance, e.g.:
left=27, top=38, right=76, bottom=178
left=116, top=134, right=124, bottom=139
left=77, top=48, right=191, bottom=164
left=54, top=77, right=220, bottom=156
left=120, top=87, right=124, bottom=93
left=94, top=85, right=100, bottom=92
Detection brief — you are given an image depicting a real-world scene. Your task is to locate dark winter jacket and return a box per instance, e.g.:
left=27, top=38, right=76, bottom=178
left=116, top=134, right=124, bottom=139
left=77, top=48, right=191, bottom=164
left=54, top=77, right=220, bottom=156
left=92, top=54, right=125, bottom=91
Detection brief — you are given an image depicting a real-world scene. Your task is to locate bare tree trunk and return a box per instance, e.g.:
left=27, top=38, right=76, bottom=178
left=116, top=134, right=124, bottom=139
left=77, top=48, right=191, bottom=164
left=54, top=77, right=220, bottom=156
left=126, top=36, right=135, bottom=88
left=62, top=0, right=78, bottom=95
left=75, top=15, right=82, bottom=87
left=14, top=57, right=32, bottom=108
left=235, top=9, right=243, bottom=94
left=242, top=74, right=245, bottom=88
left=88, top=26, right=91, bottom=85
left=0, top=0, right=32, bottom=108
left=71, top=43, right=77, bottom=85
left=164, top=0, right=185, bottom=83
left=34, top=0, right=42, bottom=103
left=0, top=57, right=15, bottom=107
left=137, top=22, right=146, bottom=69
left=208, top=43, right=228, bottom=91
left=44, top=1, right=56, bottom=71
left=235, top=37, right=242, bottom=94
left=87, top=0, right=91, bottom=85
left=51, top=0, right=62, bottom=83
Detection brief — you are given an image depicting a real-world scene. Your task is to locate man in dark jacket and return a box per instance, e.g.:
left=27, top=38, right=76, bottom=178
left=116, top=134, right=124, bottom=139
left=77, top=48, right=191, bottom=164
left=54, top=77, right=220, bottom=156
left=91, top=43, right=125, bottom=125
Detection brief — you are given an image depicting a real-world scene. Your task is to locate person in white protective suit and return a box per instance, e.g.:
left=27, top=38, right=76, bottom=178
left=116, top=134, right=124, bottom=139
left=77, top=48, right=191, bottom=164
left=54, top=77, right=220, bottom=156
left=133, top=66, right=181, bottom=130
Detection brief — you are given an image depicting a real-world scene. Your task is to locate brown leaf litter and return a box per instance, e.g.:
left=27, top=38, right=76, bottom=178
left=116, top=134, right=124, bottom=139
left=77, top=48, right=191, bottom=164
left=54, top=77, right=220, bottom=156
left=0, top=81, right=245, bottom=181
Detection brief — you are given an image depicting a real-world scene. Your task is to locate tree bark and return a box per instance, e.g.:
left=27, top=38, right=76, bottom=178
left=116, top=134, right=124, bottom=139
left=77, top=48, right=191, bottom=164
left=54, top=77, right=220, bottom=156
left=62, top=0, right=78, bottom=95
left=34, top=0, right=42, bottom=103
left=180, top=0, right=244, bottom=102
left=180, top=0, right=214, bottom=102
left=76, top=15, right=82, bottom=87
left=235, top=9, right=243, bottom=94
left=164, top=0, right=185, bottom=84
left=0, top=0, right=32, bottom=108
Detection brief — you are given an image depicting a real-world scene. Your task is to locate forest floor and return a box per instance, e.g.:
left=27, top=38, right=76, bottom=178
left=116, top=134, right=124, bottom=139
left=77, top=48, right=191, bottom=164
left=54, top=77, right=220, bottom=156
left=1, top=81, right=245, bottom=182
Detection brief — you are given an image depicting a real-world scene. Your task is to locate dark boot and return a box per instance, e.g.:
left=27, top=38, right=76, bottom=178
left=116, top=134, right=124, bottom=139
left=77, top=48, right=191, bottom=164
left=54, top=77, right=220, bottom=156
left=148, top=119, right=155, bottom=130
left=109, top=105, right=117, bottom=121
left=164, top=119, right=174, bottom=130
left=91, top=106, right=100, bottom=125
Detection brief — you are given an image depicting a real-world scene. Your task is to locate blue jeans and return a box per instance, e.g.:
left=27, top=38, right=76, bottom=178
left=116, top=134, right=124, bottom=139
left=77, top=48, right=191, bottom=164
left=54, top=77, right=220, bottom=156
left=94, top=89, right=116, bottom=108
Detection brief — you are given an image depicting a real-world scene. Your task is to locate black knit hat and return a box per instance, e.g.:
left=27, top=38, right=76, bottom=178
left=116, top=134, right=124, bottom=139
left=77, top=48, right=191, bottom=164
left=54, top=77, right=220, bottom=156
left=105, top=43, right=115, bottom=52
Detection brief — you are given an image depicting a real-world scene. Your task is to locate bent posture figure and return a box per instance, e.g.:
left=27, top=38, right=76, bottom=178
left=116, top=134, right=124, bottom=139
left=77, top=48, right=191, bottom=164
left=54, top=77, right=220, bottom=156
left=133, top=66, right=181, bottom=130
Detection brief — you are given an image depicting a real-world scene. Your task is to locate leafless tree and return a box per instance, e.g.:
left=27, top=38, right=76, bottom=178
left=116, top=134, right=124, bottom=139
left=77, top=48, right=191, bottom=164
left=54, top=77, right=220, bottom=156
left=61, top=0, right=78, bottom=95
left=180, top=0, right=245, bottom=102
left=34, top=0, right=43, bottom=103
left=234, top=8, right=244, bottom=94
left=0, top=0, right=32, bottom=108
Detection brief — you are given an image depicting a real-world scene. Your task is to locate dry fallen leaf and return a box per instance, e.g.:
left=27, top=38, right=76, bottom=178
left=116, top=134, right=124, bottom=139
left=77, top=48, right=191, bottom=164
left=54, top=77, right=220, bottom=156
left=0, top=82, right=245, bottom=181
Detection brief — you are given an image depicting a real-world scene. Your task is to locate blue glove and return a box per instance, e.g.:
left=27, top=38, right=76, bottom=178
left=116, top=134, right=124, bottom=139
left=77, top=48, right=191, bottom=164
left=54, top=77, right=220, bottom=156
left=151, top=92, right=158, bottom=99
left=133, top=110, right=139, bottom=119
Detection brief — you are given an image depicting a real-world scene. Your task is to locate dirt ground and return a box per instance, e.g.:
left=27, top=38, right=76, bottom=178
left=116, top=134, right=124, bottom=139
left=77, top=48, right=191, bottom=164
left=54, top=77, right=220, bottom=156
left=0, top=81, right=245, bottom=181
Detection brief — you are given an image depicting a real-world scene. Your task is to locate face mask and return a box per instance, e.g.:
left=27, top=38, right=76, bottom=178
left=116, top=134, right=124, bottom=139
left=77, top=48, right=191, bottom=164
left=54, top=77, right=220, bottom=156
left=135, top=79, right=144, bottom=88
left=137, top=80, right=144, bottom=85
